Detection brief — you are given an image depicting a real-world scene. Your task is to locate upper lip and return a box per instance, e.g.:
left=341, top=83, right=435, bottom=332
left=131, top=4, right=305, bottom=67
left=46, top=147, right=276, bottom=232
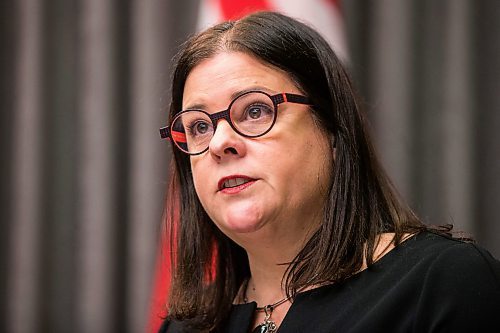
left=217, top=175, right=256, bottom=191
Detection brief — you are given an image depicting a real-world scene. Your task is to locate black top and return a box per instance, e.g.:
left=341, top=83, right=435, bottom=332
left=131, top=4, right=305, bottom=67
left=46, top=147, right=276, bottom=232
left=160, top=232, right=500, bottom=332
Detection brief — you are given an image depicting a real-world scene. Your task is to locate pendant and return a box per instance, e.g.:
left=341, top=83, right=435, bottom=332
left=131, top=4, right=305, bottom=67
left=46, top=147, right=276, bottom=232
left=252, top=321, right=277, bottom=333
left=252, top=324, right=268, bottom=333
left=252, top=304, right=279, bottom=333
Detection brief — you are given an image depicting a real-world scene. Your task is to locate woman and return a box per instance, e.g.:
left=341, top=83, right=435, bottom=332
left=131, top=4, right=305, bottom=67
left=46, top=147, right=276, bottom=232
left=158, top=11, right=500, bottom=333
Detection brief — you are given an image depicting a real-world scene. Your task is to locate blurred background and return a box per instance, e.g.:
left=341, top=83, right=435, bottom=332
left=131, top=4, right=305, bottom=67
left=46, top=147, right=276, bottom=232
left=1, top=0, right=499, bottom=332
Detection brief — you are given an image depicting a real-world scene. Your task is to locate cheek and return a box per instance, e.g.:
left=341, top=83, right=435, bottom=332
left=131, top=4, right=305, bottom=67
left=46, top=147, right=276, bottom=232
left=293, top=134, right=333, bottom=194
left=262, top=141, right=316, bottom=192
left=190, top=158, right=208, bottom=200
left=313, top=140, right=334, bottom=196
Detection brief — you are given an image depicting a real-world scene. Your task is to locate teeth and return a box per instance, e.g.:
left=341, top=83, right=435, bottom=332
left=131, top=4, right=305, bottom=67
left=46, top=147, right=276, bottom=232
left=223, top=178, right=250, bottom=189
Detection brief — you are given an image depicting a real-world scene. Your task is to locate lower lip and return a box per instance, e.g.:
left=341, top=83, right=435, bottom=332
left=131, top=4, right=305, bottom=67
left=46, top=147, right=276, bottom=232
left=220, top=180, right=256, bottom=194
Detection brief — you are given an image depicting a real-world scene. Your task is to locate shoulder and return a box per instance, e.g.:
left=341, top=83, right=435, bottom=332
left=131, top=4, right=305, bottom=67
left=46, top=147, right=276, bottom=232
left=408, top=231, right=500, bottom=280
left=157, top=318, right=171, bottom=333
left=157, top=304, right=255, bottom=333
left=157, top=317, right=195, bottom=333
left=408, top=232, right=500, bottom=331
left=400, top=231, right=500, bottom=295
left=423, top=233, right=500, bottom=294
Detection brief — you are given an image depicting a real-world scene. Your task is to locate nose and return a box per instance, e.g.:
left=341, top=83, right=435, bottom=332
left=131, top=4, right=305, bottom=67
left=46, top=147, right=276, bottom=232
left=208, top=119, right=247, bottom=161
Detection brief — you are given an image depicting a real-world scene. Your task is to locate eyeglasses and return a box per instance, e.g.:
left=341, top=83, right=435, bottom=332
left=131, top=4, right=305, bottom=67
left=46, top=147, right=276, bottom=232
left=159, top=90, right=311, bottom=155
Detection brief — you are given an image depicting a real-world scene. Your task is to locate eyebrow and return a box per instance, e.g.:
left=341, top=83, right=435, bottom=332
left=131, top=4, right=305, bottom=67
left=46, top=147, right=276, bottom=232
left=183, top=86, right=275, bottom=111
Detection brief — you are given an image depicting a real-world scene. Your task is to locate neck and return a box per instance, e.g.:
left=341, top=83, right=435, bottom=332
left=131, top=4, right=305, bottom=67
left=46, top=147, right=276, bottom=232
left=231, top=211, right=322, bottom=306
left=241, top=250, right=296, bottom=332
left=244, top=253, right=288, bottom=306
left=239, top=226, right=312, bottom=306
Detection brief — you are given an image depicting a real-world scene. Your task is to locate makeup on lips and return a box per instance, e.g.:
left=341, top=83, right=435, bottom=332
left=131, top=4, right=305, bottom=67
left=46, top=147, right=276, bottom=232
left=218, top=175, right=256, bottom=194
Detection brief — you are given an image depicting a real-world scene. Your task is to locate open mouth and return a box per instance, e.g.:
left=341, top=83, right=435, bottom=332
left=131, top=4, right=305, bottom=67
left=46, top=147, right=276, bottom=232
left=218, top=176, right=255, bottom=191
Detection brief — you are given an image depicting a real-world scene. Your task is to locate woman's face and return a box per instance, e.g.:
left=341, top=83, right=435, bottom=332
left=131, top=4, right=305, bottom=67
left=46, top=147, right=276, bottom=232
left=183, top=51, right=333, bottom=245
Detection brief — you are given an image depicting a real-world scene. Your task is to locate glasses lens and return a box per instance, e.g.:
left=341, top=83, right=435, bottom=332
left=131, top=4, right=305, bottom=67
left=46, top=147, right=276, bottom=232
left=230, top=92, right=276, bottom=137
left=171, top=110, right=213, bottom=154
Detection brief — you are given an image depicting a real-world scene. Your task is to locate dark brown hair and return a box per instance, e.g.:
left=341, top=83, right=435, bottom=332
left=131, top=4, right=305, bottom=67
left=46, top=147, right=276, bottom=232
left=164, top=11, right=426, bottom=330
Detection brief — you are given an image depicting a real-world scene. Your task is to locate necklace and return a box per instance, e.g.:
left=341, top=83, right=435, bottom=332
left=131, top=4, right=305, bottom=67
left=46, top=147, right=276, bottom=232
left=243, top=280, right=290, bottom=333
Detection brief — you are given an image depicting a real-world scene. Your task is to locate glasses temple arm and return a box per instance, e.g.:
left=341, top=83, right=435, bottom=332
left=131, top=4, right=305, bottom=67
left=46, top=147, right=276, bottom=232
left=159, top=126, right=170, bottom=139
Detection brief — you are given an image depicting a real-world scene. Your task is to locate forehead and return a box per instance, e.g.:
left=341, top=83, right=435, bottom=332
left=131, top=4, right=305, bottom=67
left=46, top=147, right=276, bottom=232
left=182, top=51, right=299, bottom=110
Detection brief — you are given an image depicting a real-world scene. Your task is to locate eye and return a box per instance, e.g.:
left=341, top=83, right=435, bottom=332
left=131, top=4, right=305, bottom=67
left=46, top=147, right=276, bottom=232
left=188, top=120, right=211, bottom=136
left=244, top=103, right=273, bottom=121
left=248, top=106, right=263, bottom=119
left=195, top=121, right=209, bottom=134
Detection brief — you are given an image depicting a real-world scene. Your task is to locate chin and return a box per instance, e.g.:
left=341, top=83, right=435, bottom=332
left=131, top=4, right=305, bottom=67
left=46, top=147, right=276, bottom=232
left=223, top=219, right=264, bottom=234
left=215, top=207, right=266, bottom=235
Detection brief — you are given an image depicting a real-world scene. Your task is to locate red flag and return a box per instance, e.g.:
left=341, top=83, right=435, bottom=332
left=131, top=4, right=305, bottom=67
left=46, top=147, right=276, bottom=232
left=197, top=0, right=347, bottom=60
left=147, top=1, right=347, bottom=331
